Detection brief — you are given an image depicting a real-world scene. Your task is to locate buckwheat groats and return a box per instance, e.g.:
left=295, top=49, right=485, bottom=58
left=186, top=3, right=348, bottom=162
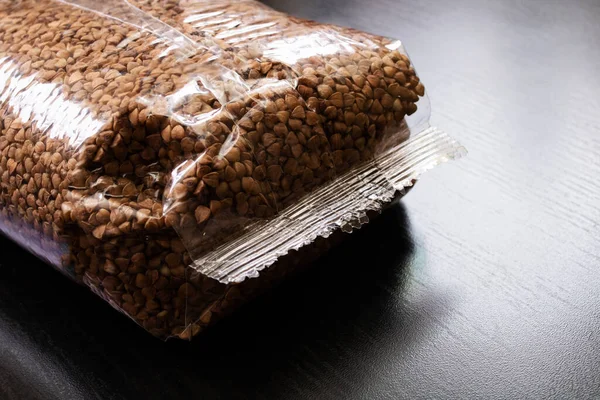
left=0, top=0, right=464, bottom=339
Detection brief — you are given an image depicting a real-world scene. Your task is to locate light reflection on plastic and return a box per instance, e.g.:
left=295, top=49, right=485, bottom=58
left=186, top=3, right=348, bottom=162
left=225, top=28, right=281, bottom=45
left=183, top=10, right=225, bottom=24
left=191, top=18, right=240, bottom=33
left=262, top=33, right=353, bottom=65
left=385, top=40, right=404, bottom=52
left=215, top=21, right=277, bottom=40
left=0, top=57, right=106, bottom=149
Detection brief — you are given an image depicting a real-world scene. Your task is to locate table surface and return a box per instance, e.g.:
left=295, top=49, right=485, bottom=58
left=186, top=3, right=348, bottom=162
left=1, top=0, right=600, bottom=399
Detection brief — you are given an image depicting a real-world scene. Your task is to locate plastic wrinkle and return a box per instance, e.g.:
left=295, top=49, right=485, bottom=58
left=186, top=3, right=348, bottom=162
left=58, top=0, right=213, bottom=59
left=193, top=127, right=465, bottom=283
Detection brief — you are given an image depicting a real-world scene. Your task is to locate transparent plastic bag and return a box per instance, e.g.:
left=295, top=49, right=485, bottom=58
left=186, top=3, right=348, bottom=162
left=0, top=0, right=465, bottom=339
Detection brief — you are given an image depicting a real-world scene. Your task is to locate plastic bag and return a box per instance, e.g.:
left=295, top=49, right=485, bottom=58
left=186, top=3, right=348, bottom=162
left=0, top=0, right=465, bottom=339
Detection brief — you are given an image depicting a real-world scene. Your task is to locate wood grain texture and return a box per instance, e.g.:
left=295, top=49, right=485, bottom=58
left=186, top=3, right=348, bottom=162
left=1, top=0, right=600, bottom=398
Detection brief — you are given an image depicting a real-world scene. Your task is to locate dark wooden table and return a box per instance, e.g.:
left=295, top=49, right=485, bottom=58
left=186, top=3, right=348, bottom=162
left=1, top=0, right=600, bottom=398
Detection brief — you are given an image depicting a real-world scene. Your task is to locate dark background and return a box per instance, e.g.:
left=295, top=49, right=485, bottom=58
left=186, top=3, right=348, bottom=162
left=1, top=0, right=600, bottom=398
